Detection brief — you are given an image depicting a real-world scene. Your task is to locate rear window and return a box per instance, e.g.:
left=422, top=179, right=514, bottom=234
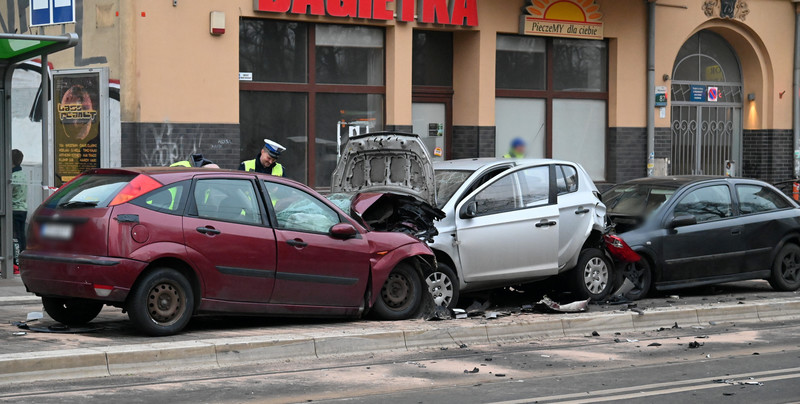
left=45, top=174, right=136, bottom=209
left=603, top=184, right=677, bottom=218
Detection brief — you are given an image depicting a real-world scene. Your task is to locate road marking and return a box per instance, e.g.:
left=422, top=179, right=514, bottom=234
left=487, top=367, right=800, bottom=404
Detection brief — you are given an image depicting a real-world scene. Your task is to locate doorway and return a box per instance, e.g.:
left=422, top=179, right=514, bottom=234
left=412, top=30, right=453, bottom=161
left=670, top=31, right=743, bottom=176
left=412, top=100, right=450, bottom=162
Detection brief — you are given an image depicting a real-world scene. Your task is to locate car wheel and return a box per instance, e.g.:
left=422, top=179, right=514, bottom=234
left=41, top=297, right=103, bottom=326
left=127, top=268, right=194, bottom=336
left=573, top=248, right=613, bottom=301
left=622, top=259, right=652, bottom=301
left=768, top=244, right=800, bottom=291
left=373, top=262, right=423, bottom=320
left=425, top=263, right=459, bottom=309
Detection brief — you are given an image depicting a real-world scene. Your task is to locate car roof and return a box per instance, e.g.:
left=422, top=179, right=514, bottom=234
left=614, top=175, right=731, bottom=188
left=433, top=158, right=573, bottom=171
left=85, top=167, right=306, bottom=187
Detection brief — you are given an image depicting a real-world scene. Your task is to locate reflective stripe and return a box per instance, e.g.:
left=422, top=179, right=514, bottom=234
left=170, top=161, right=192, bottom=167
left=243, top=159, right=256, bottom=172
left=242, top=159, right=283, bottom=177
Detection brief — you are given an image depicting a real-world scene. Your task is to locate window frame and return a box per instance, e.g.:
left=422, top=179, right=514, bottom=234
left=131, top=180, right=191, bottom=216
left=262, top=180, right=344, bottom=235
left=668, top=183, right=736, bottom=225
left=556, top=164, right=579, bottom=196
left=185, top=177, right=271, bottom=227
left=735, top=183, right=794, bottom=216
left=240, top=20, right=387, bottom=188
left=463, top=164, right=556, bottom=218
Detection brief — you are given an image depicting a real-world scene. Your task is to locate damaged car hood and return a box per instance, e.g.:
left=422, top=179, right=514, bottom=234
left=331, top=132, right=437, bottom=206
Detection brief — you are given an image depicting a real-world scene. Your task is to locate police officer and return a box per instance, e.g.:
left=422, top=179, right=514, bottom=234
left=170, top=153, right=219, bottom=168
left=239, top=139, right=285, bottom=176
left=503, top=138, right=527, bottom=159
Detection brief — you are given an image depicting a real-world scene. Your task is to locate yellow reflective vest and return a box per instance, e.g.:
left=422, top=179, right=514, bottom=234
left=170, top=161, right=192, bottom=167
left=242, top=159, right=284, bottom=177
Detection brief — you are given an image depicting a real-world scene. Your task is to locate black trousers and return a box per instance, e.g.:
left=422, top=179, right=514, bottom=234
left=12, top=210, right=27, bottom=252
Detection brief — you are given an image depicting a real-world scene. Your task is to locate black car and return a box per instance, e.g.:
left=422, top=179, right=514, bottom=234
left=602, top=176, right=800, bottom=300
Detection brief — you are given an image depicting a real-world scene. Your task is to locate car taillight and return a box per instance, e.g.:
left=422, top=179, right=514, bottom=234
left=604, top=234, right=641, bottom=263
left=109, top=175, right=162, bottom=206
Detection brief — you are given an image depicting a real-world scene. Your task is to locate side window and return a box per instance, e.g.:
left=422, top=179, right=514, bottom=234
left=133, top=181, right=188, bottom=214
left=561, top=165, right=578, bottom=193
left=737, top=184, right=792, bottom=214
left=266, top=182, right=340, bottom=233
left=518, top=166, right=550, bottom=206
left=193, top=179, right=263, bottom=225
left=673, top=185, right=733, bottom=223
left=473, top=174, right=520, bottom=216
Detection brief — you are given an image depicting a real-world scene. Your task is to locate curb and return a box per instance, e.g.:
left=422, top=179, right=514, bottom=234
left=1, top=298, right=799, bottom=384
left=0, top=296, right=40, bottom=306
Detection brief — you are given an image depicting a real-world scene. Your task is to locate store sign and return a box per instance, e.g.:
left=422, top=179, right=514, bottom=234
left=254, top=0, right=479, bottom=26
left=53, top=72, right=102, bottom=186
left=31, top=0, right=75, bottom=26
left=521, top=0, right=603, bottom=40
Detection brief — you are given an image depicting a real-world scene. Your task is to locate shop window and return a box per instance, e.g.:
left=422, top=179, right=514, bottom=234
left=553, top=39, right=607, bottom=92
left=495, top=98, right=546, bottom=158
left=239, top=20, right=308, bottom=84
left=552, top=99, right=606, bottom=181
left=496, top=35, right=546, bottom=90
left=413, top=31, right=453, bottom=87
left=239, top=20, right=385, bottom=188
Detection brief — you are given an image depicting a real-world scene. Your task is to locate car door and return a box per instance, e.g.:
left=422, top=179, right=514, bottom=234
left=454, top=165, right=559, bottom=283
left=554, top=164, right=593, bottom=269
left=183, top=177, right=277, bottom=303
left=659, top=183, right=743, bottom=282
left=735, top=183, right=795, bottom=273
left=265, top=181, right=370, bottom=307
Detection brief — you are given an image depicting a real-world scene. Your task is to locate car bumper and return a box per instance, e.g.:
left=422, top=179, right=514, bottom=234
left=19, top=251, right=148, bottom=302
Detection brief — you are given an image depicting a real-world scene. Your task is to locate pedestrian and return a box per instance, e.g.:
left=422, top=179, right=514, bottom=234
left=503, top=138, right=527, bottom=159
left=11, top=149, right=27, bottom=252
left=239, top=139, right=285, bottom=176
left=170, top=153, right=219, bottom=168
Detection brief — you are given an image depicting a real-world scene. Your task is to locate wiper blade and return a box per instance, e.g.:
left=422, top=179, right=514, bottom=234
left=58, top=201, right=99, bottom=209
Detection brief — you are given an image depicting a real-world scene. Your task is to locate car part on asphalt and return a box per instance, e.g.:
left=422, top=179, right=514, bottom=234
left=41, top=297, right=104, bottom=326
left=537, top=296, right=590, bottom=313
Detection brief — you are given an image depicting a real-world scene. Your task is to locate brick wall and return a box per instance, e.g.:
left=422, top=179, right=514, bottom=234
left=606, top=127, right=647, bottom=183
left=452, top=126, right=496, bottom=159
left=121, top=122, right=241, bottom=169
left=655, top=127, right=671, bottom=159
left=742, top=129, right=793, bottom=184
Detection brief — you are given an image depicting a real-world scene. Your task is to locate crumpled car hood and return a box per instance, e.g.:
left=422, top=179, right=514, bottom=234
left=331, top=132, right=436, bottom=206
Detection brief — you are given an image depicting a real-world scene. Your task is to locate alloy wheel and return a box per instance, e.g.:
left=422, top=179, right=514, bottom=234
left=583, top=257, right=609, bottom=295
left=781, top=251, right=800, bottom=283
left=425, top=272, right=454, bottom=307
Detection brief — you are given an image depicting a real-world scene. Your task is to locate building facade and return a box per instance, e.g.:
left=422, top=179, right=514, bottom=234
left=2, top=0, right=798, bottom=191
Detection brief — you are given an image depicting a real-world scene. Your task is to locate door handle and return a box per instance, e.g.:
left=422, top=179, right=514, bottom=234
left=535, top=221, right=557, bottom=228
left=286, top=239, right=308, bottom=248
left=196, top=226, right=221, bottom=235
left=731, top=228, right=742, bottom=236
left=575, top=208, right=590, bottom=215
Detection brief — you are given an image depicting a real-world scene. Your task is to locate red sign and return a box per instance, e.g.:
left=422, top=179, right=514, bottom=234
left=255, top=0, right=478, bottom=26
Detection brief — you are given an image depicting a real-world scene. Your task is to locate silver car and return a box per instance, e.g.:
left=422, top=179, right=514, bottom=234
left=332, top=133, right=610, bottom=309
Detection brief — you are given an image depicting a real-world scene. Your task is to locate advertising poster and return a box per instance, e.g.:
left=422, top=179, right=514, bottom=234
left=53, top=72, right=101, bottom=186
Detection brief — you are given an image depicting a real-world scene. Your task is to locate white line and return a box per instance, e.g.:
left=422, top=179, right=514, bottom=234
left=487, top=367, right=800, bottom=404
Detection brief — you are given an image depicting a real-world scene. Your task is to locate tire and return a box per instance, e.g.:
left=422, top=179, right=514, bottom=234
left=622, top=259, right=653, bottom=301
left=372, top=262, right=424, bottom=320
left=572, top=248, right=614, bottom=301
left=425, top=262, right=460, bottom=309
left=768, top=244, right=800, bottom=291
left=41, top=297, right=103, bottom=326
left=127, top=268, right=194, bottom=336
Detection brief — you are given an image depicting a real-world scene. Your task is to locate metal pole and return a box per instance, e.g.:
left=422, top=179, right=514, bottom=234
left=40, top=55, right=49, bottom=201
left=793, top=6, right=800, bottom=180
left=646, top=0, right=656, bottom=177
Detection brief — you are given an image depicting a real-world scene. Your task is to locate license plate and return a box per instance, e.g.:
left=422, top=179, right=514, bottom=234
left=41, top=223, right=74, bottom=240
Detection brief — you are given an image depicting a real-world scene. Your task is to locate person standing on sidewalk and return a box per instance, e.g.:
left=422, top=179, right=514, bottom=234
left=239, top=139, right=285, bottom=176
left=11, top=149, right=27, bottom=252
left=503, top=138, right=527, bottom=159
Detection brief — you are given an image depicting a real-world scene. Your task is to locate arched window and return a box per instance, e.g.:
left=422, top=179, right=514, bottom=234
left=672, top=31, right=742, bottom=83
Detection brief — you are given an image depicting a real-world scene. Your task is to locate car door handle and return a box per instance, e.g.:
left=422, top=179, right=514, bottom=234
left=535, top=221, right=557, bottom=228
left=196, top=226, right=221, bottom=235
left=286, top=239, right=308, bottom=248
left=575, top=208, right=590, bottom=215
left=731, top=228, right=742, bottom=236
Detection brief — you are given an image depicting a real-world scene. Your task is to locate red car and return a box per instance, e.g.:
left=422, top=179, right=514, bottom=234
left=20, top=168, right=435, bottom=336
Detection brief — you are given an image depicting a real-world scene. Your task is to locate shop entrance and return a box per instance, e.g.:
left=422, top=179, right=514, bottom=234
left=412, top=30, right=453, bottom=161
left=670, top=31, right=743, bottom=176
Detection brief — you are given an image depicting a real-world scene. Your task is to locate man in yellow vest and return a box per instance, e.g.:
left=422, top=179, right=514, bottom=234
left=170, top=153, right=219, bottom=168
left=503, top=138, right=527, bottom=159
left=239, top=139, right=285, bottom=176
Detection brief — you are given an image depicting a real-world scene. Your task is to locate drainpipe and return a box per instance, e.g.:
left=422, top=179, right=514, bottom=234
left=794, top=3, right=800, bottom=179
left=646, top=0, right=656, bottom=177
left=40, top=55, right=50, bottom=201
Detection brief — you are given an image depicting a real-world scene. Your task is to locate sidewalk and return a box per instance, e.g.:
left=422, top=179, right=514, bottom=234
left=1, top=278, right=798, bottom=385
left=0, top=276, right=39, bottom=306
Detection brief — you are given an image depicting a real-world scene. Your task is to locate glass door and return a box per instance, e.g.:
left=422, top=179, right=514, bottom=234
left=413, top=102, right=447, bottom=162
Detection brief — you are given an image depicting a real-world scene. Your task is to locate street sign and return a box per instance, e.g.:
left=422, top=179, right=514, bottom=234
left=707, top=86, right=719, bottom=102
left=690, top=85, right=706, bottom=102
left=655, top=86, right=668, bottom=107
left=31, top=0, right=75, bottom=27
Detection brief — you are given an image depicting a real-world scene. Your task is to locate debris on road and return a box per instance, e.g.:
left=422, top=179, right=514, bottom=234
left=425, top=305, right=452, bottom=321
left=453, top=308, right=468, bottom=319
left=495, top=374, right=506, bottom=377
left=713, top=377, right=764, bottom=386
left=688, top=341, right=704, bottom=349
left=23, top=324, right=104, bottom=334
left=591, top=331, right=600, bottom=337
left=466, top=300, right=491, bottom=316
left=648, top=342, right=662, bottom=347
left=464, top=367, right=480, bottom=374
left=537, top=296, right=590, bottom=313
left=11, top=331, right=26, bottom=336
left=26, top=311, right=43, bottom=321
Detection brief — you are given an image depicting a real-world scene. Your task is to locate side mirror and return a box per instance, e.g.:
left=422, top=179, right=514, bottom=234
left=461, top=201, right=478, bottom=219
left=668, top=215, right=697, bottom=229
left=330, top=223, right=358, bottom=239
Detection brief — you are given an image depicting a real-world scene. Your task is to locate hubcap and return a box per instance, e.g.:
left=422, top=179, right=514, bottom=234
left=781, top=251, right=800, bottom=283
left=425, top=272, right=454, bottom=307
left=382, top=273, right=412, bottom=310
left=623, top=262, right=647, bottom=290
left=583, top=257, right=609, bottom=295
left=147, top=281, right=185, bottom=326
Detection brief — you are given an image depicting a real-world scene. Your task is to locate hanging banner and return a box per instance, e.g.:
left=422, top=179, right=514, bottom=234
left=521, top=0, right=604, bottom=40
left=53, top=70, right=106, bottom=186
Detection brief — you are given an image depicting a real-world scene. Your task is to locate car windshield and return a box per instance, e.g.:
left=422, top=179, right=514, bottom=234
left=434, top=170, right=473, bottom=208
left=603, top=184, right=677, bottom=218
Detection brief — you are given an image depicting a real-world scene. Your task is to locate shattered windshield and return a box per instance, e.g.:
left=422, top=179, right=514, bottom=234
left=603, top=185, right=677, bottom=218
left=434, top=170, right=473, bottom=208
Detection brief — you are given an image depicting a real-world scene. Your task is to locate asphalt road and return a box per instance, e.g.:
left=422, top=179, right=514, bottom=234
left=1, top=320, right=798, bottom=403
